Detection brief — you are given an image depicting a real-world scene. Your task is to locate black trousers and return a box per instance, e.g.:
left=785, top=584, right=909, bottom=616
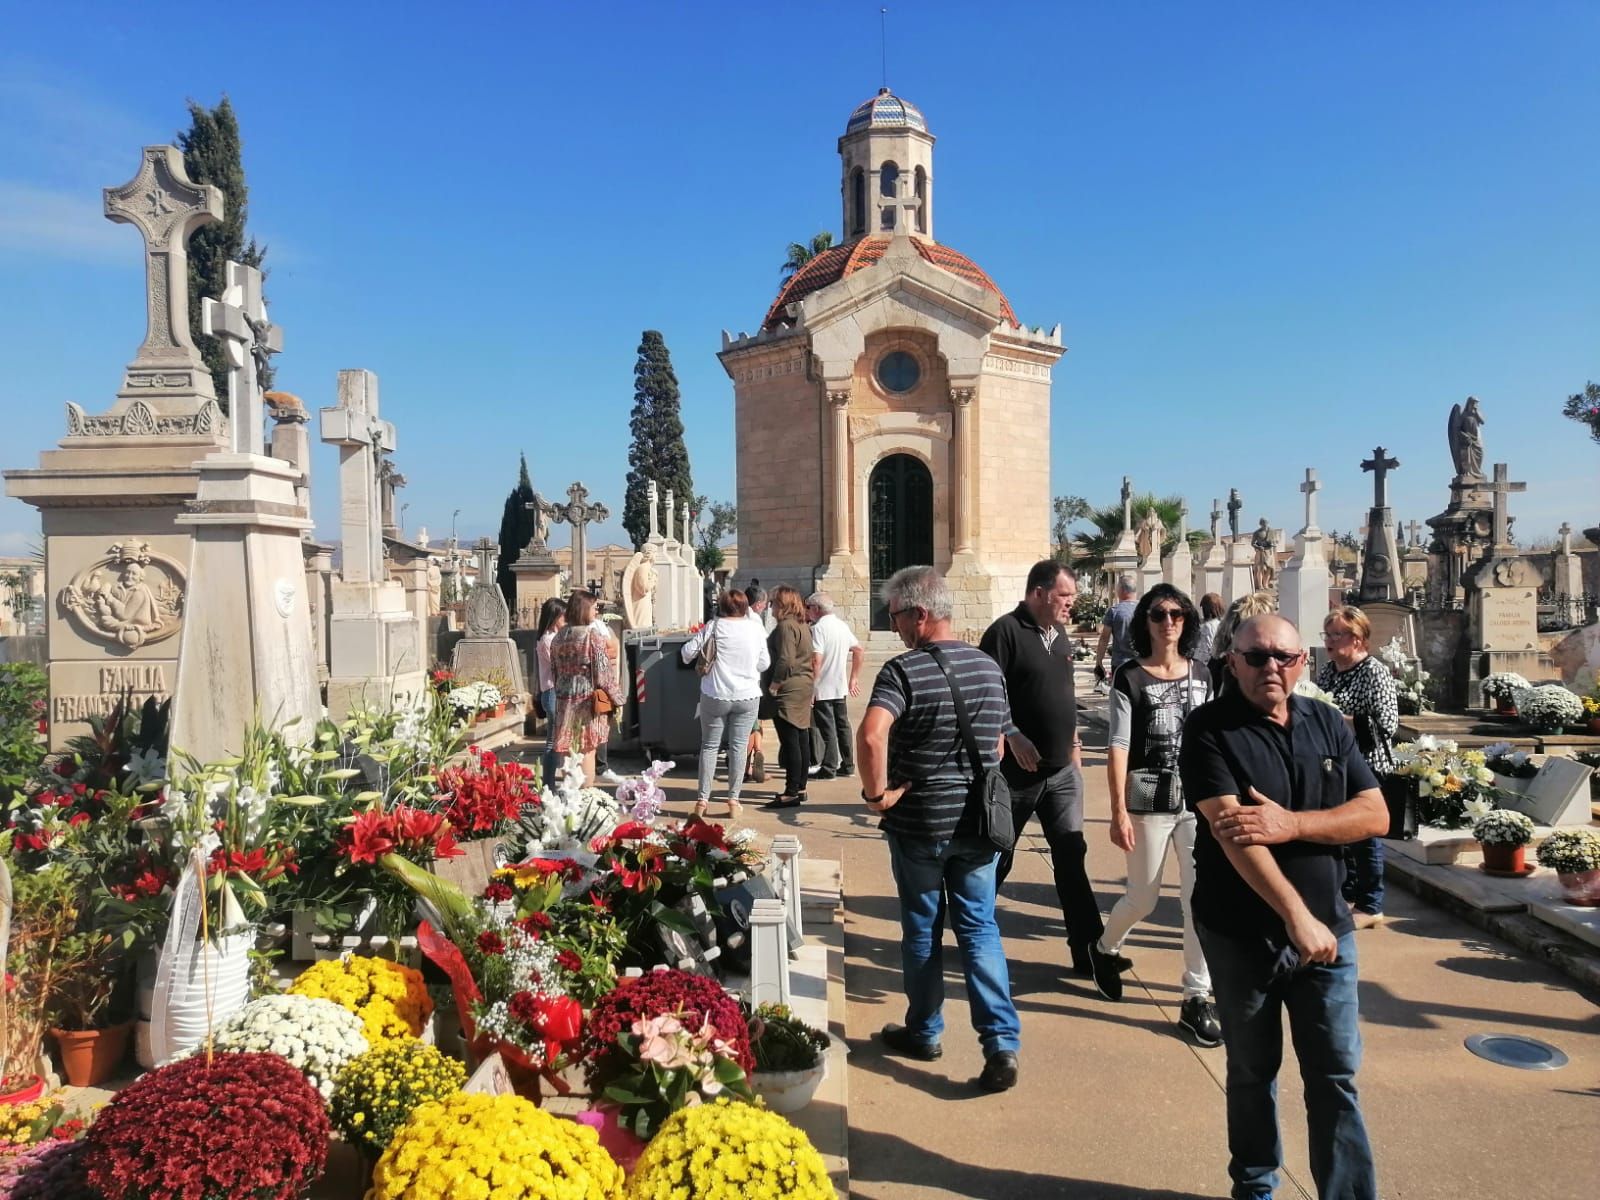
left=995, top=763, right=1105, bottom=947
left=811, top=698, right=854, bottom=772
left=773, top=715, right=811, bottom=797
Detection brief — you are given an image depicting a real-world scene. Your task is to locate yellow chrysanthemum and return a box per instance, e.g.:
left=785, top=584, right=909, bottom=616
left=290, top=954, right=433, bottom=1045
left=332, top=1040, right=466, bottom=1153
left=626, top=1099, right=833, bottom=1200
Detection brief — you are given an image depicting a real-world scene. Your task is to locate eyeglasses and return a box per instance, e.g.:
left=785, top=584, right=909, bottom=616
left=1323, top=630, right=1354, bottom=642
left=888, top=607, right=917, bottom=622
left=1149, top=609, right=1186, bottom=623
left=1234, top=648, right=1306, bottom=669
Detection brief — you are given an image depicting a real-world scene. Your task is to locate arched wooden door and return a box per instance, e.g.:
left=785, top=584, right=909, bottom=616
left=869, top=453, right=934, bottom=630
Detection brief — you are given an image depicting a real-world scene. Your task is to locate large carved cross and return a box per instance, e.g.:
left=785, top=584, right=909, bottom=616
left=1483, top=462, right=1526, bottom=549
left=1300, top=468, right=1322, bottom=531
left=551, top=482, right=610, bottom=592
left=472, top=537, right=500, bottom=584
left=1559, top=522, right=1573, bottom=555
left=200, top=260, right=280, bottom=454
left=320, top=370, right=396, bottom=585
left=1360, top=447, right=1399, bottom=510
left=1406, top=519, right=1422, bottom=548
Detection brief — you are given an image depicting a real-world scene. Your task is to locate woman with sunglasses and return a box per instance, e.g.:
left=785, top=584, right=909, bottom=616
left=1094, top=582, right=1222, bottom=1047
left=1316, top=605, right=1397, bottom=930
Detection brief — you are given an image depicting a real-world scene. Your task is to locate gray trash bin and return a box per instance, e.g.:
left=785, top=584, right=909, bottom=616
left=631, top=632, right=704, bottom=759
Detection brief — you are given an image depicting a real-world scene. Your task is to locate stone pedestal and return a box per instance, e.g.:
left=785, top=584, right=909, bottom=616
left=1162, top=541, right=1192, bottom=595
left=327, top=580, right=427, bottom=718
left=1223, top=537, right=1255, bottom=604
left=1279, top=529, right=1332, bottom=651
left=1196, top=541, right=1225, bottom=600
left=511, top=546, right=562, bottom=626
left=1136, top=554, right=1163, bottom=599
left=1463, top=554, right=1539, bottom=709
left=169, top=454, right=319, bottom=761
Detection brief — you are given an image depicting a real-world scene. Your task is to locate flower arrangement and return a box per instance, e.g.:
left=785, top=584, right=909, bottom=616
left=0, top=1140, right=96, bottom=1200
left=448, top=681, right=502, bottom=716
left=368, top=1091, right=623, bottom=1200
left=1482, top=672, right=1531, bottom=703
left=287, top=954, right=433, bottom=1045
left=82, top=1052, right=329, bottom=1200
left=484, top=858, right=628, bottom=1005
left=433, top=745, right=537, bottom=837
left=747, top=1002, right=830, bottom=1073
left=0, top=1091, right=87, bottom=1146
left=614, top=759, right=675, bottom=824
left=1391, top=737, right=1498, bottom=829
left=583, top=969, right=753, bottom=1082
left=597, top=1009, right=755, bottom=1138
left=330, top=1039, right=465, bottom=1154
left=625, top=1097, right=834, bottom=1200
left=199, top=994, right=369, bottom=1099
left=1516, top=685, right=1585, bottom=733
left=1535, top=827, right=1600, bottom=874
left=1472, top=809, right=1535, bottom=847
left=503, top=757, right=623, bottom=860
left=1374, top=638, right=1431, bottom=715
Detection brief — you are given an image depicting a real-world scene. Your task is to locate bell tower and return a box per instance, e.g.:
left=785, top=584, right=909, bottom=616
left=838, top=88, right=935, bottom=241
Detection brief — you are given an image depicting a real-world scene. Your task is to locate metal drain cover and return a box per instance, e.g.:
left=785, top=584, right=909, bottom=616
left=1464, top=1033, right=1569, bottom=1070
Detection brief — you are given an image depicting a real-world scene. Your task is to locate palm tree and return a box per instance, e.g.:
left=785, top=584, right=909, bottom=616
left=779, top=232, right=835, bottom=281
left=1071, top=493, right=1197, bottom=587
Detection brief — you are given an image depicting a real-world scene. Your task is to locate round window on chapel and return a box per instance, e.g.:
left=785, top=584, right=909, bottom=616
left=876, top=350, right=920, bottom=394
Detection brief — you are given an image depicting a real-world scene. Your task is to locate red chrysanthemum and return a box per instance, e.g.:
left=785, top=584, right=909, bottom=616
left=476, top=930, right=506, bottom=956
left=482, top=880, right=514, bottom=903
left=581, top=968, right=752, bottom=1079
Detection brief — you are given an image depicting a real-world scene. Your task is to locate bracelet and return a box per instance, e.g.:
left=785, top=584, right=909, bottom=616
left=861, top=790, right=884, bottom=804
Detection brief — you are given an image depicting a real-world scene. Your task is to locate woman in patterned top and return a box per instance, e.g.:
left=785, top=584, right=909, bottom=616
left=1096, top=583, right=1221, bottom=1048
left=1316, top=605, right=1398, bottom=929
left=550, top=590, right=620, bottom=788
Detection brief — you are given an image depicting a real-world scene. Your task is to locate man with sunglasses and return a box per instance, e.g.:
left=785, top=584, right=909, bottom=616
left=1178, top=614, right=1387, bottom=1200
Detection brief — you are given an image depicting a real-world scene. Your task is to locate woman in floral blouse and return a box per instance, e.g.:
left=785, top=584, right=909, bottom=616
left=550, top=590, right=620, bottom=786
left=1317, top=605, right=1399, bottom=929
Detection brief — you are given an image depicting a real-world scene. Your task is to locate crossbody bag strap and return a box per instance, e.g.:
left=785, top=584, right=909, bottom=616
left=924, top=643, right=988, bottom=780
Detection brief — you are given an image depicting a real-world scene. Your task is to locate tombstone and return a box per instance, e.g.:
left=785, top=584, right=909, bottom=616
left=647, top=481, right=695, bottom=630
left=1279, top=468, right=1332, bottom=653
left=677, top=505, right=700, bottom=627
left=1162, top=500, right=1193, bottom=593
left=1461, top=462, right=1537, bottom=708
left=168, top=260, right=319, bottom=762
left=1551, top=522, right=1585, bottom=626
left=451, top=539, right=527, bottom=694
left=320, top=370, right=427, bottom=719
left=1103, top=476, right=1140, bottom=594
left=1501, top=757, right=1595, bottom=828
left=1196, top=498, right=1226, bottom=599
left=4, top=147, right=230, bottom=748
left=511, top=490, right=562, bottom=620
left=1220, top=488, right=1255, bottom=603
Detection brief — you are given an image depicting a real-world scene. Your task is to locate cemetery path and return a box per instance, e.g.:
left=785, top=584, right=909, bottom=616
left=648, top=677, right=1600, bottom=1200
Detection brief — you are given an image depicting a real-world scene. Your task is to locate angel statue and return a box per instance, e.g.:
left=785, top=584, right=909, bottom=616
left=1447, top=396, right=1485, bottom=481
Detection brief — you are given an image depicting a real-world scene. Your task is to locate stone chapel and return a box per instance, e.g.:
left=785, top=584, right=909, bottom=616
left=719, top=89, right=1063, bottom=632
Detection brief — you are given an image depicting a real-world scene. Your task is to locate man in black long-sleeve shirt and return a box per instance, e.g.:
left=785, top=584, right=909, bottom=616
left=979, top=560, right=1123, bottom=982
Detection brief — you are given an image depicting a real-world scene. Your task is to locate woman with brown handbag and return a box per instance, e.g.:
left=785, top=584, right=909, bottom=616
left=550, top=590, right=620, bottom=787
left=679, top=589, right=769, bottom=819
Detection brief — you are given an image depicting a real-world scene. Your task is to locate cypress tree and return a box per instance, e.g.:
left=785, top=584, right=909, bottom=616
left=178, top=96, right=268, bottom=409
left=496, top=453, right=537, bottom=613
left=623, top=331, right=695, bottom=549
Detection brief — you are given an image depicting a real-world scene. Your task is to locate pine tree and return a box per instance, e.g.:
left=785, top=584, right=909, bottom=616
left=495, top=453, right=537, bottom=611
left=179, top=96, right=269, bottom=410
left=623, top=331, right=695, bottom=548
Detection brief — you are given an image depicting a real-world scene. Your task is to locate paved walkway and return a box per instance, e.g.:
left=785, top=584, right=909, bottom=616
left=649, top=688, right=1600, bottom=1200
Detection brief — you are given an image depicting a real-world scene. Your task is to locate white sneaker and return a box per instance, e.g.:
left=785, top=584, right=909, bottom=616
left=598, top=769, right=626, bottom=786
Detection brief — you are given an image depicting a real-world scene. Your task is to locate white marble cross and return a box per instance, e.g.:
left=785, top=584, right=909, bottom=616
left=320, top=370, right=396, bottom=585
left=104, top=146, right=224, bottom=395
left=201, top=261, right=281, bottom=455
left=1559, top=522, right=1573, bottom=555
left=1299, top=468, right=1322, bottom=532
left=663, top=490, right=677, bottom=545
left=1484, top=462, right=1527, bottom=549
left=647, top=481, right=660, bottom=540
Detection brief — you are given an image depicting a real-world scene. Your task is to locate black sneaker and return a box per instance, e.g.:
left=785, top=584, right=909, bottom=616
left=878, top=1023, right=942, bottom=1060
left=978, top=1050, right=1019, bottom=1092
left=1178, top=996, right=1223, bottom=1047
left=1070, top=941, right=1132, bottom=978
left=1088, top=943, right=1125, bottom=1002
left=813, top=767, right=838, bottom=780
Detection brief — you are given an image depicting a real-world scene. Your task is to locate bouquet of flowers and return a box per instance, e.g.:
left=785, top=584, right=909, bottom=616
left=1535, top=827, right=1600, bottom=874
left=330, top=1039, right=465, bottom=1154
left=1482, top=671, right=1531, bottom=703
left=447, top=681, right=502, bottom=717
left=582, top=969, right=753, bottom=1085
left=485, top=859, right=628, bottom=1005
left=1472, top=809, right=1535, bottom=847
left=287, top=954, right=433, bottom=1045
left=82, top=1052, right=329, bottom=1200
left=626, top=1097, right=834, bottom=1200
left=1481, top=741, right=1538, bottom=779
left=1375, top=638, right=1431, bottom=715
left=596, top=1009, right=755, bottom=1138
left=367, top=1092, right=621, bottom=1200
left=502, top=756, right=623, bottom=861
left=433, top=745, right=537, bottom=837
left=199, top=994, right=369, bottom=1099
left=614, top=759, right=674, bottom=824
left=1391, top=736, right=1498, bottom=829
left=1516, top=685, right=1585, bottom=733
left=332, top=804, right=465, bottom=939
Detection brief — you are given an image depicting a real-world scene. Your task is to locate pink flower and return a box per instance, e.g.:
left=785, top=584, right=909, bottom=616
left=634, top=1014, right=693, bottom=1070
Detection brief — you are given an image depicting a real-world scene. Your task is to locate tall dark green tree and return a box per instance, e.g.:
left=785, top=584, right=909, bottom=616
left=496, top=453, right=537, bottom=613
left=179, top=97, right=269, bottom=410
left=623, top=331, right=695, bottom=549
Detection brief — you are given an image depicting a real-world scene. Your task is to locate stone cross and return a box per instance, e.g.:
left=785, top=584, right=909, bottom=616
left=472, top=537, right=499, bottom=585
left=647, top=481, right=660, bottom=540
left=1176, top=498, right=1189, bottom=541
left=1483, top=462, right=1527, bottom=549
left=200, top=261, right=280, bottom=454
left=682, top=505, right=694, bottom=548
left=551, top=482, right=609, bottom=593
left=1360, top=446, right=1400, bottom=510
left=320, top=370, right=396, bottom=585
left=104, top=146, right=225, bottom=403
left=1407, top=520, right=1422, bottom=548
left=1227, top=489, right=1243, bottom=538
left=1210, top=499, right=1222, bottom=542
left=1120, top=476, right=1133, bottom=531
left=1299, top=469, right=1322, bottom=532
left=663, top=490, right=677, bottom=545
left=1559, top=522, right=1573, bottom=555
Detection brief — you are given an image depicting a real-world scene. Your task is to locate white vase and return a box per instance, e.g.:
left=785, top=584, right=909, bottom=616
left=751, top=1059, right=828, bottom=1114
left=153, top=932, right=254, bottom=1062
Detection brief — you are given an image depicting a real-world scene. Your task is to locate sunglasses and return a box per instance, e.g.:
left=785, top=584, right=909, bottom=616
left=1234, top=648, right=1305, bottom=668
left=1149, top=609, right=1185, bottom=623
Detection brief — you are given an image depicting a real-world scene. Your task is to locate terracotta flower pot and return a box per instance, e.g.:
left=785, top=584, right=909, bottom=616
left=1556, top=868, right=1600, bottom=906
left=1587, top=717, right=1600, bottom=734
left=0, top=1074, right=46, bottom=1106
left=1479, top=842, right=1526, bottom=874
left=51, top=1021, right=132, bottom=1087
left=1495, top=701, right=1517, bottom=716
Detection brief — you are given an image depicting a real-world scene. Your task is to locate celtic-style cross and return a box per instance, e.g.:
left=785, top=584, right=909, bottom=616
left=1360, top=447, right=1399, bottom=510
left=201, top=261, right=281, bottom=454
left=551, top=482, right=610, bottom=593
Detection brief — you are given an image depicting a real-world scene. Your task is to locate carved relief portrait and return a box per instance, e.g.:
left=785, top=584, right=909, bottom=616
left=59, top=539, right=185, bottom=649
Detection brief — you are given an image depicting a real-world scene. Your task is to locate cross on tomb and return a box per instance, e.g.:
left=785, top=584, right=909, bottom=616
left=320, top=371, right=396, bottom=585
left=663, top=490, right=677, bottom=544
left=1559, top=522, right=1573, bottom=555
left=551, top=482, right=609, bottom=594
left=1299, top=468, right=1322, bottom=531
left=1210, top=499, right=1222, bottom=542
left=1120, top=476, right=1133, bottom=531
left=104, top=146, right=223, bottom=379
left=1360, top=447, right=1399, bottom=510
left=472, top=537, right=500, bottom=585
left=1407, top=520, right=1422, bottom=548
left=200, top=260, right=280, bottom=455
left=1483, top=462, right=1526, bottom=549
left=1176, top=498, right=1189, bottom=541
left=647, top=481, right=661, bottom=540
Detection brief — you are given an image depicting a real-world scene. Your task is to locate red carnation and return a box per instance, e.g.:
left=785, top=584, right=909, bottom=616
left=555, top=949, right=583, bottom=972
left=483, top=880, right=514, bottom=902
left=476, top=930, right=506, bottom=956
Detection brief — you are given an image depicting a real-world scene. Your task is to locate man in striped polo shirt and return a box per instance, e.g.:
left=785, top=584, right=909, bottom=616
left=857, top=565, right=1022, bottom=1092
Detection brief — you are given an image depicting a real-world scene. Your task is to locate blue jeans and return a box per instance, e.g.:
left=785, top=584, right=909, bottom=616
left=695, top=695, right=759, bottom=802
left=885, top=831, right=1021, bottom=1057
left=540, top=688, right=559, bottom=786
left=1342, top=838, right=1385, bottom=914
left=1198, top=927, right=1376, bottom=1200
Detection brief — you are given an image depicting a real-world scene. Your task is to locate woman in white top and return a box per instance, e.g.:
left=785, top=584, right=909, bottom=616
left=679, top=589, right=770, bottom=819
left=1096, top=582, right=1222, bottom=1050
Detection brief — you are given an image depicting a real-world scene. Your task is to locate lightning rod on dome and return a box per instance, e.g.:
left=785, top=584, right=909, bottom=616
left=881, top=7, right=889, bottom=91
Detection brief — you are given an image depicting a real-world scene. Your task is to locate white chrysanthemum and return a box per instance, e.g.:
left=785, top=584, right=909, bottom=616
left=201, top=993, right=369, bottom=1099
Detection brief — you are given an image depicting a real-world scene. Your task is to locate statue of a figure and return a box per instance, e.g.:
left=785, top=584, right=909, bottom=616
left=622, top=546, right=658, bottom=629
left=1447, top=396, right=1485, bottom=481
left=1134, top=508, right=1166, bottom=563
left=1250, top=519, right=1278, bottom=590
left=426, top=559, right=443, bottom=616
left=1226, top=489, right=1243, bottom=539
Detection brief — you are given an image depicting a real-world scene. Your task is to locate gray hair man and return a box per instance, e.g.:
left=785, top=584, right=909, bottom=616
left=1093, top=574, right=1141, bottom=690
left=857, top=566, right=1021, bottom=1092
left=804, top=591, right=864, bottom=780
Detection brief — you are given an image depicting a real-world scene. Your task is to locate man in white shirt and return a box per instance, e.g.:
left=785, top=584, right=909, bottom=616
left=806, top=591, right=864, bottom=779
left=746, top=585, right=774, bottom=632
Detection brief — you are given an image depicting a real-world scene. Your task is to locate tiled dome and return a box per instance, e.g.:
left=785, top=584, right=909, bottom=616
left=844, top=88, right=927, bottom=135
left=763, top=237, right=1016, bottom=331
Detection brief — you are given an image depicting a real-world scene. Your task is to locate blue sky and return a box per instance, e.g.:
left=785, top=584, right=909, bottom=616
left=2, top=2, right=1596, bottom=561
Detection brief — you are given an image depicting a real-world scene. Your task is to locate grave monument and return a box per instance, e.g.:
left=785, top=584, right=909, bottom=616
left=1425, top=396, right=1495, bottom=603
left=1197, top=499, right=1226, bottom=599
left=1222, top=488, right=1254, bottom=602
left=1462, top=463, right=1537, bottom=708
left=1161, top=500, right=1193, bottom=594
left=511, top=490, right=562, bottom=619
left=1278, top=468, right=1332, bottom=653
left=1103, top=476, right=1140, bottom=593
left=451, top=538, right=528, bottom=694
left=1356, top=445, right=1420, bottom=657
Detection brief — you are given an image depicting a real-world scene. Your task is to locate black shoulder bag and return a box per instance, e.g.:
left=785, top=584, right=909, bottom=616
left=924, top=644, right=1015, bottom=852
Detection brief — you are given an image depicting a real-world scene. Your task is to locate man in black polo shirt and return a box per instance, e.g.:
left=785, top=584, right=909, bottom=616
left=1179, top=614, right=1386, bottom=1200
left=979, top=559, right=1119, bottom=983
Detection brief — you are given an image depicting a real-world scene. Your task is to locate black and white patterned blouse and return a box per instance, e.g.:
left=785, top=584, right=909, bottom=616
left=1316, top=654, right=1399, bottom=775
